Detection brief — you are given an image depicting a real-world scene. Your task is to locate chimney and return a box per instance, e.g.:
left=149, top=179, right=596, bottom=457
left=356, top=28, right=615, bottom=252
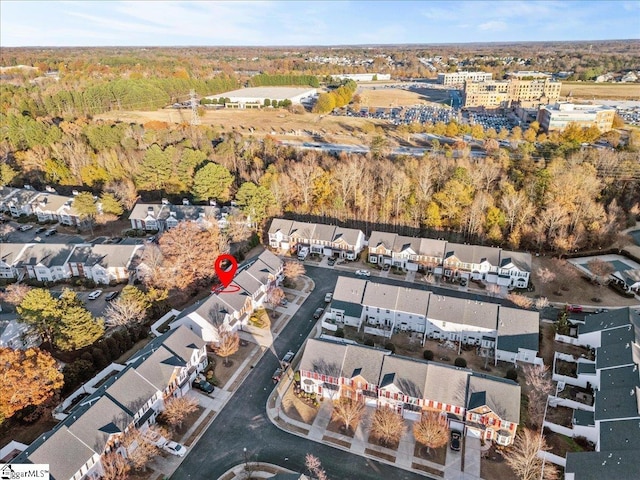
left=161, top=198, right=169, bottom=205
left=182, top=198, right=190, bottom=205
left=209, top=199, right=217, bottom=206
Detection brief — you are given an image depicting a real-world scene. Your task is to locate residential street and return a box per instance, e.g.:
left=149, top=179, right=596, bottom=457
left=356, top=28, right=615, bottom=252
left=171, top=265, right=429, bottom=480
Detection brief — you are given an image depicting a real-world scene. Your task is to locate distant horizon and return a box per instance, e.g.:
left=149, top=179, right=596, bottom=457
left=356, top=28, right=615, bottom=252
left=2, top=1, right=639, bottom=48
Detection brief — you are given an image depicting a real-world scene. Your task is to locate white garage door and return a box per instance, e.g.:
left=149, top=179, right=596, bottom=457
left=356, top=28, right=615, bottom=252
left=466, top=426, right=482, bottom=438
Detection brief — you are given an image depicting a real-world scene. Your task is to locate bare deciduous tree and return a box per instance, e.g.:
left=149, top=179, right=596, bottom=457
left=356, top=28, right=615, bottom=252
left=160, top=395, right=199, bottom=429
left=523, top=365, right=554, bottom=428
left=283, top=261, right=306, bottom=280
left=212, top=329, right=240, bottom=367
left=487, top=283, right=502, bottom=297
left=305, top=453, right=329, bottom=480
left=507, top=293, right=534, bottom=309
left=266, top=286, right=286, bottom=307
left=104, top=296, right=147, bottom=328
left=0, top=283, right=31, bottom=308
left=370, top=407, right=407, bottom=448
left=100, top=452, right=130, bottom=480
left=332, top=397, right=365, bottom=433
left=505, top=428, right=559, bottom=480
left=536, top=267, right=556, bottom=286
left=413, top=412, right=449, bottom=454
left=535, top=297, right=550, bottom=310
left=586, top=258, right=614, bottom=285
left=120, top=428, right=160, bottom=472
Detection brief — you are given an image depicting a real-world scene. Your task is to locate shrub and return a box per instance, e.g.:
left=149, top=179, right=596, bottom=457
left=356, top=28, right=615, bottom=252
left=423, top=350, right=434, bottom=361
left=454, top=357, right=467, bottom=368
left=506, top=368, right=518, bottom=381
left=335, top=328, right=345, bottom=338
left=384, top=342, right=396, bottom=353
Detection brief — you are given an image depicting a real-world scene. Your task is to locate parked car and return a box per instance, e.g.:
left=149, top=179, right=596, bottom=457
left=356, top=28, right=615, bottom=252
left=272, top=367, right=284, bottom=383
left=280, top=297, right=288, bottom=306
left=327, top=257, right=337, bottom=266
left=19, top=225, right=33, bottom=232
left=450, top=430, right=462, bottom=451
left=382, top=264, right=390, bottom=271
left=162, top=441, right=187, bottom=457
left=35, top=226, right=47, bottom=234
left=460, top=278, right=468, bottom=287
left=44, top=228, right=57, bottom=236
left=192, top=378, right=215, bottom=394
left=281, top=350, right=294, bottom=367
left=324, top=292, right=333, bottom=303
left=313, top=307, right=324, bottom=319
left=568, top=304, right=583, bottom=313
left=355, top=270, right=371, bottom=277
left=87, top=290, right=103, bottom=300
left=105, top=291, right=119, bottom=302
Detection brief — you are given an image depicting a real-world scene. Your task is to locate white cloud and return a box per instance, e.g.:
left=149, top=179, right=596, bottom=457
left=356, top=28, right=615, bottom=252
left=478, top=20, right=508, bottom=31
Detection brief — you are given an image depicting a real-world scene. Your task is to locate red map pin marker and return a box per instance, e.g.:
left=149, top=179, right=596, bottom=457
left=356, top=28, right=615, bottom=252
left=214, top=254, right=238, bottom=289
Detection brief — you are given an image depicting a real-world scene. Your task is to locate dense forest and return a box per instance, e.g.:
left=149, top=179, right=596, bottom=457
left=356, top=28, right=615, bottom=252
left=1, top=44, right=639, bottom=255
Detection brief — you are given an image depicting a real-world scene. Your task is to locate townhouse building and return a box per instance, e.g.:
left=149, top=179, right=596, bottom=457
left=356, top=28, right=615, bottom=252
left=326, top=276, right=542, bottom=365
left=0, top=187, right=84, bottom=225
left=67, top=244, right=143, bottom=284
left=171, top=250, right=283, bottom=342
left=366, top=232, right=531, bottom=289
left=1, top=187, right=40, bottom=217
left=299, top=338, right=521, bottom=445
left=12, top=326, right=207, bottom=480
left=0, top=243, right=29, bottom=279
left=268, top=218, right=365, bottom=260
left=129, top=201, right=228, bottom=232
left=14, top=243, right=75, bottom=282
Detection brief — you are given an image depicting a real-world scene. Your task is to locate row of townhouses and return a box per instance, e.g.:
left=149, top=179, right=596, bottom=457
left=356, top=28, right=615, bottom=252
left=0, top=242, right=142, bottom=284
left=326, top=276, right=541, bottom=365
left=172, top=250, right=283, bottom=342
left=12, top=326, right=207, bottom=480
left=300, top=338, right=521, bottom=446
left=267, top=219, right=531, bottom=289
left=128, top=200, right=240, bottom=232
left=0, top=186, right=84, bottom=226
left=549, top=308, right=640, bottom=480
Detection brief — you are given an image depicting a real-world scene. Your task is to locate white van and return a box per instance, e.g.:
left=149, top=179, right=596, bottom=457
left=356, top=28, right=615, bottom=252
left=297, top=246, right=309, bottom=261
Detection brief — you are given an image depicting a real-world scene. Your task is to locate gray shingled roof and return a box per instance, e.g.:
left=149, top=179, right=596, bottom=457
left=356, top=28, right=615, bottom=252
left=67, top=396, right=132, bottom=453
left=596, top=339, right=637, bottom=370
left=313, top=223, right=337, bottom=243
left=362, top=282, right=400, bottom=311
left=572, top=408, right=594, bottom=426
left=579, top=308, right=633, bottom=334
left=341, top=344, right=388, bottom=383
left=299, top=338, right=347, bottom=378
left=595, top=364, right=640, bottom=421
left=15, top=243, right=75, bottom=268
left=418, top=238, right=447, bottom=259
left=496, top=306, right=539, bottom=354
left=599, top=418, right=640, bottom=451
left=289, top=221, right=316, bottom=240
left=268, top=218, right=293, bottom=235
left=332, top=276, right=367, bottom=303
left=499, top=250, right=532, bottom=271
left=333, top=226, right=362, bottom=246
left=133, top=347, right=185, bottom=391
left=160, top=326, right=205, bottom=362
left=87, top=244, right=142, bottom=269
left=104, top=369, right=159, bottom=416
left=395, top=287, right=430, bottom=316
left=393, top=235, right=422, bottom=254
left=425, top=363, right=470, bottom=407
left=0, top=243, right=28, bottom=266
left=467, top=374, right=521, bottom=424
left=427, top=296, right=499, bottom=331
left=444, top=243, right=500, bottom=266
left=379, top=355, right=429, bottom=398
left=33, top=193, right=75, bottom=213
left=368, top=231, right=396, bottom=251
left=565, top=450, right=640, bottom=480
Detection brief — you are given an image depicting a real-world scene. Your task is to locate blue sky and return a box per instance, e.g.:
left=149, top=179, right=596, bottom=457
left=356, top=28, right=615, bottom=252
left=1, top=1, right=639, bottom=47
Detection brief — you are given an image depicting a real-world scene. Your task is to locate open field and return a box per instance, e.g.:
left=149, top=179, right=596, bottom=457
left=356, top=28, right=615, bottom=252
left=358, top=87, right=449, bottom=107
left=96, top=107, right=387, bottom=143
left=560, top=82, right=640, bottom=100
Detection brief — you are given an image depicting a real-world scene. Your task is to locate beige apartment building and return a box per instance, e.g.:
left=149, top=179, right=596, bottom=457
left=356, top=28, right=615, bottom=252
left=437, top=71, right=493, bottom=86
left=463, top=77, right=561, bottom=108
left=537, top=103, right=616, bottom=132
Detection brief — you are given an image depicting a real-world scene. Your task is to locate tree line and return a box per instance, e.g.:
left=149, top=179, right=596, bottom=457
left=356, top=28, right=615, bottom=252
left=248, top=73, right=319, bottom=88
left=313, top=79, right=357, bottom=113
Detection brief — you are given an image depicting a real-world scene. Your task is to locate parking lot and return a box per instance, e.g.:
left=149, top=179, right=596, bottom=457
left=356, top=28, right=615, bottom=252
left=2, top=220, right=85, bottom=244
left=467, top=111, right=518, bottom=132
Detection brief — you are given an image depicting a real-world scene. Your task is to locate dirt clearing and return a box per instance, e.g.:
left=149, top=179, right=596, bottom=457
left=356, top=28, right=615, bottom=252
left=561, top=82, right=640, bottom=100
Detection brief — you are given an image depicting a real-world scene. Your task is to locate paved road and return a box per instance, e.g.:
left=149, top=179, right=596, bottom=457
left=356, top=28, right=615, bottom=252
left=171, top=266, right=428, bottom=480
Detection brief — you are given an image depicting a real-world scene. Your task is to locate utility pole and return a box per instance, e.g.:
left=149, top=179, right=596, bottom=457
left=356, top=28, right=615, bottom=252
left=190, top=89, right=200, bottom=126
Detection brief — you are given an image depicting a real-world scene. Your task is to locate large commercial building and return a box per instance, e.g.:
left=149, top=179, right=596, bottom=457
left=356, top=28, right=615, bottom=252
left=537, top=102, right=616, bottom=133
left=205, top=86, right=317, bottom=109
left=463, top=77, right=562, bottom=109
left=437, top=71, right=492, bottom=86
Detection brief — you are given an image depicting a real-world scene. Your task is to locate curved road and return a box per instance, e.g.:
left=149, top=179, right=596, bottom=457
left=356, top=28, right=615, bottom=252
left=172, top=265, right=549, bottom=479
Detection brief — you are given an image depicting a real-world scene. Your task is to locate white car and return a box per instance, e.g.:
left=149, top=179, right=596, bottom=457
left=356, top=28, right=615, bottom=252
left=162, top=441, right=187, bottom=457
left=87, top=290, right=103, bottom=300
left=324, top=293, right=333, bottom=302
left=355, top=270, right=371, bottom=277
left=19, top=225, right=33, bottom=232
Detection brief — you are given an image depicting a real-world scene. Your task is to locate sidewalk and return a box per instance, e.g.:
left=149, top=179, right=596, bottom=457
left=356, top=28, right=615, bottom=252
left=149, top=275, right=315, bottom=479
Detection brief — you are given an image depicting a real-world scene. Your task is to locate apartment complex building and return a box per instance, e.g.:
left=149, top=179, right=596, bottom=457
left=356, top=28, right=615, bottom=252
left=0, top=187, right=85, bottom=226
left=537, top=102, right=616, bottom=133
left=299, top=338, right=521, bottom=445
left=326, top=276, right=541, bottom=366
left=463, top=77, right=561, bottom=109
left=12, top=326, right=207, bottom=480
left=368, top=232, right=531, bottom=289
left=437, top=71, right=493, bottom=86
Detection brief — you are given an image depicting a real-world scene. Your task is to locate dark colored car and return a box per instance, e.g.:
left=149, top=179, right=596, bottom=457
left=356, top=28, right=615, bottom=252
left=272, top=367, right=284, bottom=383
left=35, top=226, right=47, bottom=234
left=460, top=278, right=468, bottom=287
left=281, top=350, right=294, bottom=367
left=45, top=228, right=57, bottom=236
left=105, top=291, right=119, bottom=302
left=313, top=307, right=324, bottom=319
left=193, top=378, right=215, bottom=394
left=327, top=257, right=337, bottom=266
left=450, top=430, right=462, bottom=451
